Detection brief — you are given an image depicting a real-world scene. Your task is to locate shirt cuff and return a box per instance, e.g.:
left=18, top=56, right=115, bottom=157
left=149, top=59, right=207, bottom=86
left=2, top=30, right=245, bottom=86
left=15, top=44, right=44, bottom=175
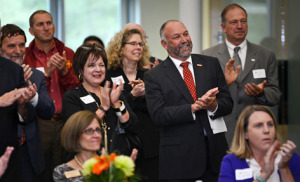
left=30, top=93, right=39, bottom=107
left=207, top=104, right=218, bottom=117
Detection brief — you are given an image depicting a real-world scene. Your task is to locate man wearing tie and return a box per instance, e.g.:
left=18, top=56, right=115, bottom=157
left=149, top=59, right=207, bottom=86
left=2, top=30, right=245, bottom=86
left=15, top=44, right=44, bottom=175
left=202, top=3, right=281, bottom=145
left=144, top=20, right=233, bottom=182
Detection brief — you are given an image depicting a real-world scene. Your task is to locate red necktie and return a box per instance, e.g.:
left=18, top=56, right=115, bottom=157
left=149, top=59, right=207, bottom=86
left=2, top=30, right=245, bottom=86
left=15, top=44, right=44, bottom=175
left=180, top=62, right=197, bottom=101
left=20, top=128, right=26, bottom=145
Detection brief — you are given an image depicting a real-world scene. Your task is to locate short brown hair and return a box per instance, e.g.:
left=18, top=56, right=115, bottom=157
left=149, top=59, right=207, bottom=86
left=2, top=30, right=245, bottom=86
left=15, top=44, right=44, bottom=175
left=1, top=24, right=26, bottom=47
left=73, top=43, right=107, bottom=82
left=106, top=28, right=150, bottom=70
left=61, top=110, right=102, bottom=152
left=221, top=3, right=247, bottom=24
left=29, top=10, right=53, bottom=27
left=229, top=105, right=282, bottom=159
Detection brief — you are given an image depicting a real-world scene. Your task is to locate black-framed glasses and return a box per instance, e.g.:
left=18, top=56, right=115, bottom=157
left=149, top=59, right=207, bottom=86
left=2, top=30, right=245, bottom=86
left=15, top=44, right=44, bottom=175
left=82, top=127, right=101, bottom=135
left=125, top=42, right=145, bottom=47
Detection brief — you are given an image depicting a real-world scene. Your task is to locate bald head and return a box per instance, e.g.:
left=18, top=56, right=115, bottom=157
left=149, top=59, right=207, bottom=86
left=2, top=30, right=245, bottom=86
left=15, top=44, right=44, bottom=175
left=124, top=23, right=147, bottom=42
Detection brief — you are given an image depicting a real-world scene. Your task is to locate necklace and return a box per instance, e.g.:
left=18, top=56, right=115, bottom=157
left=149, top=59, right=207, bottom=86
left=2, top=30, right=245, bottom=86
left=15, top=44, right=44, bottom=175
left=74, top=155, right=82, bottom=168
left=82, top=85, right=108, bottom=153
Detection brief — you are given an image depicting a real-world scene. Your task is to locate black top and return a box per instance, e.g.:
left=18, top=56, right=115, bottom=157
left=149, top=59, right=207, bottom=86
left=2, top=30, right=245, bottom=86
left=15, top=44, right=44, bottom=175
left=106, top=68, right=160, bottom=159
left=61, top=84, right=138, bottom=155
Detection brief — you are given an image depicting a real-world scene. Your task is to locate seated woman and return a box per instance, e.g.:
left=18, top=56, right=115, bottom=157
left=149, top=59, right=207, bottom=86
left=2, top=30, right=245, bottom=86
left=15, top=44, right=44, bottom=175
left=61, top=44, right=138, bottom=160
left=53, top=110, right=102, bottom=182
left=219, top=105, right=300, bottom=182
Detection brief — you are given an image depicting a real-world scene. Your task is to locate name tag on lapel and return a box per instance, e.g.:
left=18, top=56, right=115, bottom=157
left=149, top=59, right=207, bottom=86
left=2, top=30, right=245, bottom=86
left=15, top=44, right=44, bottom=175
left=252, top=69, right=266, bottom=79
left=64, top=169, right=81, bottom=178
left=80, top=95, right=95, bottom=104
left=235, top=168, right=253, bottom=180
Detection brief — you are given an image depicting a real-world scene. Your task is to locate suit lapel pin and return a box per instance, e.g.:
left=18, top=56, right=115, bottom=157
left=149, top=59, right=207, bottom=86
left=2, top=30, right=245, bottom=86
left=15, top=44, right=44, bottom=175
left=251, top=59, right=255, bottom=62
left=197, top=64, right=202, bottom=67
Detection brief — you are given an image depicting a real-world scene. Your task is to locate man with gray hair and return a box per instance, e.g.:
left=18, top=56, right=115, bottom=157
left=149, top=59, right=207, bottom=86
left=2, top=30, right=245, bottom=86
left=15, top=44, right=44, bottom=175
left=202, top=3, right=281, bottom=145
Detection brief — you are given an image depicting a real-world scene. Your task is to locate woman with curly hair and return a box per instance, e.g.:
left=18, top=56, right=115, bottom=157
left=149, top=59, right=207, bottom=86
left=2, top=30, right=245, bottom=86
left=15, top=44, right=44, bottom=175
left=106, top=28, right=160, bottom=182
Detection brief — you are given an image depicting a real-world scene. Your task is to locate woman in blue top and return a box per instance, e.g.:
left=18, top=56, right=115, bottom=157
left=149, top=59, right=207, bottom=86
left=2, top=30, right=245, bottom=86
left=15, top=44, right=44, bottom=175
left=219, top=105, right=300, bottom=182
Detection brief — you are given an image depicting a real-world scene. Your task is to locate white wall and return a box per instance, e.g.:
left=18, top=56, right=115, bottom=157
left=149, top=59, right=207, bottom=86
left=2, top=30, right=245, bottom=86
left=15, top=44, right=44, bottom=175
left=139, top=0, right=203, bottom=60
left=140, top=0, right=179, bottom=60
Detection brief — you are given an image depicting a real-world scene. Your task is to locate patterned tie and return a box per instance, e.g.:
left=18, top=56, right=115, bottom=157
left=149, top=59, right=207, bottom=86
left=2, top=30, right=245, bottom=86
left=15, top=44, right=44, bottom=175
left=180, top=62, right=197, bottom=101
left=233, top=46, right=242, bottom=82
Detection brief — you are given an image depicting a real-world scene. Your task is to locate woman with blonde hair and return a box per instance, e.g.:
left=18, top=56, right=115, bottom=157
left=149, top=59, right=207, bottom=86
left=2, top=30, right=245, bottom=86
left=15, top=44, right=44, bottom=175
left=219, top=105, right=300, bottom=182
left=106, top=28, right=160, bottom=181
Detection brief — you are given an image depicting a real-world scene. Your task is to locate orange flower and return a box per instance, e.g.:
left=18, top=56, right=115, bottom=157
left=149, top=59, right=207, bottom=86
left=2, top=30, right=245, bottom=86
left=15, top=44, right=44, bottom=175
left=92, top=162, right=107, bottom=175
left=66, top=60, right=72, bottom=69
left=109, top=153, right=117, bottom=162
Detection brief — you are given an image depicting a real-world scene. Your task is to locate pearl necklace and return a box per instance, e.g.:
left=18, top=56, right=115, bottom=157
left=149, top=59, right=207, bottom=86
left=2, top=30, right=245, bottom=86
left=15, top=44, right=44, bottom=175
left=74, top=155, right=82, bottom=168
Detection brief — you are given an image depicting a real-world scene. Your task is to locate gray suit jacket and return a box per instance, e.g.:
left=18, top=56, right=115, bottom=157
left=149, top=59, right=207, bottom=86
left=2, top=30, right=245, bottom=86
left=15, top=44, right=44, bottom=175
left=202, top=41, right=281, bottom=144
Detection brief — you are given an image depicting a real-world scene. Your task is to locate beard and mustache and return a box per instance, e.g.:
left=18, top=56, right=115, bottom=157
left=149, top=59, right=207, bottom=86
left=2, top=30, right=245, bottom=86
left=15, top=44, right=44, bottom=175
left=1, top=51, right=24, bottom=65
left=167, top=41, right=193, bottom=59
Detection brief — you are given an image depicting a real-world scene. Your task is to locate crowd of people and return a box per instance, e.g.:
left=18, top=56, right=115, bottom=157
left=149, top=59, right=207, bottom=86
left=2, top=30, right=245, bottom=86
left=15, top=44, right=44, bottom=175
left=0, top=3, right=299, bottom=182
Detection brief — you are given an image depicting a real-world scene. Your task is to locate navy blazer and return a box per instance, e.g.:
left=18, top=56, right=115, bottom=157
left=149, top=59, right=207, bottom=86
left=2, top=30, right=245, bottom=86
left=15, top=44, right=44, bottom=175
left=144, top=54, right=233, bottom=180
left=0, top=56, right=36, bottom=181
left=17, top=68, right=55, bottom=174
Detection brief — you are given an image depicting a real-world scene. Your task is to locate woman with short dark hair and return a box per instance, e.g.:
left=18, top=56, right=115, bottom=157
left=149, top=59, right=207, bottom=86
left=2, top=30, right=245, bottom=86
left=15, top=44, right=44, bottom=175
left=53, top=110, right=102, bottom=181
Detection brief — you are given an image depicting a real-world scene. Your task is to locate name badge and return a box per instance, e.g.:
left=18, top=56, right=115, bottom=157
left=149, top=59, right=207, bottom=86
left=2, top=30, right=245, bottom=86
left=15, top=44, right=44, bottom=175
left=80, top=95, right=95, bottom=104
left=252, top=69, right=266, bottom=79
left=64, top=169, right=81, bottom=178
left=36, top=67, right=45, bottom=73
left=111, top=75, right=125, bottom=85
left=235, top=168, right=253, bottom=180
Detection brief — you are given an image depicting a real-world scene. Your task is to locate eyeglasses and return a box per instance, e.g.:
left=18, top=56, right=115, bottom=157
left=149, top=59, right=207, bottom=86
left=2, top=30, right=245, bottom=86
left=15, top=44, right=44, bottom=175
left=125, top=42, right=145, bottom=47
left=82, top=127, right=101, bottom=135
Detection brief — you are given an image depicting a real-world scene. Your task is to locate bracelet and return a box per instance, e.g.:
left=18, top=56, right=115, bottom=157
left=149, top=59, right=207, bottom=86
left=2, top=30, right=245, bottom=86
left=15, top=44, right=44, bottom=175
left=256, top=176, right=266, bottom=182
left=115, top=108, right=127, bottom=116
left=113, top=101, right=126, bottom=116
left=98, top=105, right=108, bottom=113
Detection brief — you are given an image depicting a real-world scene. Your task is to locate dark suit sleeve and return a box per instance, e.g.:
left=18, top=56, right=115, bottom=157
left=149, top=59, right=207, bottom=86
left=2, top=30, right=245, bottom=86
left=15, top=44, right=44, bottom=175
left=144, top=69, right=194, bottom=127
left=35, top=70, right=55, bottom=120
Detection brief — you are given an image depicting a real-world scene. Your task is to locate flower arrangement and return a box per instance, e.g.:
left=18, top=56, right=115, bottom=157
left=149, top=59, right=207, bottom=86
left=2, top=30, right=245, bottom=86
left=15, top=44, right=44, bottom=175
left=82, top=153, right=140, bottom=182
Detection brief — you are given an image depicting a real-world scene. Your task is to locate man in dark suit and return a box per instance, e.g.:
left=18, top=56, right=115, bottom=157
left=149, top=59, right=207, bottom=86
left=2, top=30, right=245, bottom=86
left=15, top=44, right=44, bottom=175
left=1, top=24, right=55, bottom=182
left=144, top=20, right=233, bottom=181
left=202, top=4, right=281, bottom=145
left=0, top=21, right=37, bottom=182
